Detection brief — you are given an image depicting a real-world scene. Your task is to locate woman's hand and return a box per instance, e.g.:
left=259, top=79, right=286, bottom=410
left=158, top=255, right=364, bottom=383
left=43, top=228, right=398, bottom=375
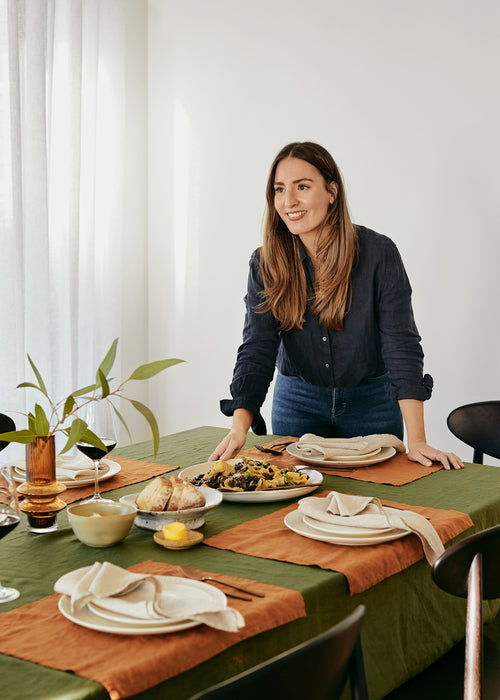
left=208, top=408, right=254, bottom=461
left=407, top=441, right=464, bottom=470
left=208, top=428, right=247, bottom=461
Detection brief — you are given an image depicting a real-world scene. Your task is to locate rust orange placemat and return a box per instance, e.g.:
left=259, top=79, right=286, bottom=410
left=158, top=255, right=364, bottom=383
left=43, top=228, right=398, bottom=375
left=204, top=493, right=474, bottom=594
left=0, top=560, right=305, bottom=700
left=241, top=438, right=442, bottom=485
left=59, top=458, right=179, bottom=504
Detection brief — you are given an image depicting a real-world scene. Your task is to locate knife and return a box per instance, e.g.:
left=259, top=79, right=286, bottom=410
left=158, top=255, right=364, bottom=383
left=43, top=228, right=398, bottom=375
left=176, top=565, right=264, bottom=599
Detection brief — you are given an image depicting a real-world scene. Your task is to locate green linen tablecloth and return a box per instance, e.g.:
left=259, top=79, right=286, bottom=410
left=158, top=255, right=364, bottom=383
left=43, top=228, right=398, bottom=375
left=1, top=426, right=499, bottom=700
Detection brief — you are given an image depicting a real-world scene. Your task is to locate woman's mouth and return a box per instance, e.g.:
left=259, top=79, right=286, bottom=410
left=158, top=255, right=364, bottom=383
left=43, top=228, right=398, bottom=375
left=287, top=210, right=306, bottom=221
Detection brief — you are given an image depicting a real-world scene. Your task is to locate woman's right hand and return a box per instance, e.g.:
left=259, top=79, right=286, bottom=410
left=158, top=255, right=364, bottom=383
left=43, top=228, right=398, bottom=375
left=208, top=408, right=254, bottom=461
left=208, top=429, right=247, bottom=461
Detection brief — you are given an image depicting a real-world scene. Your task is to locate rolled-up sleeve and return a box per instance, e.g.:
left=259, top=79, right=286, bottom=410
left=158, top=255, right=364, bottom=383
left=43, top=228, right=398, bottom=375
left=220, top=250, right=280, bottom=434
left=376, top=241, right=433, bottom=401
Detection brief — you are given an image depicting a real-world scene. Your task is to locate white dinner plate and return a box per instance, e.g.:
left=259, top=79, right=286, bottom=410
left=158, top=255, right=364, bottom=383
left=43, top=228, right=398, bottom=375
left=119, top=486, right=222, bottom=530
left=302, top=513, right=397, bottom=538
left=286, top=444, right=397, bottom=468
left=284, top=509, right=410, bottom=546
left=13, top=458, right=121, bottom=488
left=58, top=575, right=227, bottom=635
left=178, top=461, right=323, bottom=503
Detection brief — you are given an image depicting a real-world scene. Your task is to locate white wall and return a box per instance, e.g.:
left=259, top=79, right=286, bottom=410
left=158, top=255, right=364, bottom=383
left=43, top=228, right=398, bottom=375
left=146, top=0, right=500, bottom=464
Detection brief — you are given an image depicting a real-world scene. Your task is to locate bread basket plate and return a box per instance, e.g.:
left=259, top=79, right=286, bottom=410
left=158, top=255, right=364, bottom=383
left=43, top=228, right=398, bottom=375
left=119, top=486, right=222, bottom=531
left=178, top=460, right=323, bottom=502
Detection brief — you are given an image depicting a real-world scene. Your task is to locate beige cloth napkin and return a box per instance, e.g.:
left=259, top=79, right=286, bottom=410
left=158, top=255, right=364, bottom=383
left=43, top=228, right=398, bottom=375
left=298, top=491, right=444, bottom=564
left=54, top=562, right=245, bottom=632
left=296, top=433, right=406, bottom=459
left=11, top=455, right=109, bottom=481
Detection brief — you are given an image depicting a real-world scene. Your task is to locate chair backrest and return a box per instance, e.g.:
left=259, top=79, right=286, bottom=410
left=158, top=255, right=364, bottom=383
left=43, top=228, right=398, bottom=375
left=447, top=401, right=500, bottom=463
left=190, top=605, right=368, bottom=700
left=432, top=524, right=500, bottom=600
left=0, top=414, right=15, bottom=453
left=431, top=525, right=500, bottom=700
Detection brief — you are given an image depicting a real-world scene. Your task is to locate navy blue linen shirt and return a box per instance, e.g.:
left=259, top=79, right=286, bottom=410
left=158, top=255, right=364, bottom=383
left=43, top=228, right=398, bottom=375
left=221, top=226, right=433, bottom=434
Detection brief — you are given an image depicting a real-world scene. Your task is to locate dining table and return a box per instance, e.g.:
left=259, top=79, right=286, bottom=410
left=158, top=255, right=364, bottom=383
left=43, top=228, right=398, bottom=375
left=1, top=425, right=499, bottom=700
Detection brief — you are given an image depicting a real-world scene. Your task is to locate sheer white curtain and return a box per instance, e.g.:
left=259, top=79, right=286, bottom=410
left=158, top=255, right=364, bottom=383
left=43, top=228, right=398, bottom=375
left=0, top=0, right=135, bottom=449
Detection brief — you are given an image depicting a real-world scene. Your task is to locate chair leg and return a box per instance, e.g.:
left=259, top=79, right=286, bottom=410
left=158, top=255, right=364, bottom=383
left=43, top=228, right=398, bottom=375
left=472, top=449, right=483, bottom=464
left=464, top=553, right=483, bottom=700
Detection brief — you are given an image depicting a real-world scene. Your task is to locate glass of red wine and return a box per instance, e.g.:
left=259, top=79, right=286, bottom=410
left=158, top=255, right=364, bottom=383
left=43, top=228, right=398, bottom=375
left=0, top=466, right=21, bottom=603
left=76, top=401, right=117, bottom=504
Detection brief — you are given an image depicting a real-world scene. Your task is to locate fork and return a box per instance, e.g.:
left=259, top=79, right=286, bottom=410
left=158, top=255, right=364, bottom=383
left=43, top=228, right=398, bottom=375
left=255, top=441, right=295, bottom=456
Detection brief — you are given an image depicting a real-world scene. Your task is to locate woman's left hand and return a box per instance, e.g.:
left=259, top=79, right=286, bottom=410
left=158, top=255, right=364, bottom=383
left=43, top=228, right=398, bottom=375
left=407, top=442, right=464, bottom=470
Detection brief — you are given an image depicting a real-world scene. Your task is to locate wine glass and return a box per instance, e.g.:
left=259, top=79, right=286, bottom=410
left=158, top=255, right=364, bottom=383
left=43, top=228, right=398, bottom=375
left=0, top=466, right=21, bottom=603
left=76, top=401, right=117, bottom=504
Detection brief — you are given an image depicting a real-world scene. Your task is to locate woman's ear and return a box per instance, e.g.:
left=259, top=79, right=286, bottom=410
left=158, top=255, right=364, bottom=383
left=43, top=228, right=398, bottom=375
left=328, top=182, right=338, bottom=205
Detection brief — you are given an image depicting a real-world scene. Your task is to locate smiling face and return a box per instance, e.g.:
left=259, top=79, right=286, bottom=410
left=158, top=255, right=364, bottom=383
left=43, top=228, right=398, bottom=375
left=273, top=157, right=336, bottom=250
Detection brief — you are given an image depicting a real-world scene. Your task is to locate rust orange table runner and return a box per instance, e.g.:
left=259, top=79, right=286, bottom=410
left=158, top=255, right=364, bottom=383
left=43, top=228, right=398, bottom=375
left=203, top=493, right=473, bottom=594
left=0, top=560, right=306, bottom=700
left=240, top=437, right=443, bottom=485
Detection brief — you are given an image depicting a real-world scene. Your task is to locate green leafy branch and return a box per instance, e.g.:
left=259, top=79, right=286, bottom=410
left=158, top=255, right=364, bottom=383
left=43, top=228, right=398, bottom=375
left=0, top=338, right=184, bottom=457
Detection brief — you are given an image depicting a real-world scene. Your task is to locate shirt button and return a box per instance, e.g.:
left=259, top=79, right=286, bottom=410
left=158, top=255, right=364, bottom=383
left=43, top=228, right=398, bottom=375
left=325, top=363, right=330, bottom=368
left=322, top=337, right=327, bottom=342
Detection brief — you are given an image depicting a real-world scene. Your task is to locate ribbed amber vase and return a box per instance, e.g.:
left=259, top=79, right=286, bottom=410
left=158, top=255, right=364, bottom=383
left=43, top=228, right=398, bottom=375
left=17, top=436, right=66, bottom=533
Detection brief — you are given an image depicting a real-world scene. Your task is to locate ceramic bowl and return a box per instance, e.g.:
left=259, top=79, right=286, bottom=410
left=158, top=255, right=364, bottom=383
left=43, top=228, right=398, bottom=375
left=119, top=486, right=222, bottom=530
left=67, top=501, right=137, bottom=547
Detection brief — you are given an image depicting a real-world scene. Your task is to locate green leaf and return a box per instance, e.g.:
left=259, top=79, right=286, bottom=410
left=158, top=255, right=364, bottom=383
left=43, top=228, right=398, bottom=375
left=59, top=417, right=89, bottom=454
left=98, top=338, right=119, bottom=378
left=34, top=404, right=50, bottom=436
left=17, top=382, right=47, bottom=395
left=110, top=403, right=132, bottom=443
left=28, top=412, right=36, bottom=433
left=127, top=358, right=184, bottom=381
left=0, top=429, right=36, bottom=444
left=27, top=355, right=48, bottom=396
left=71, top=383, right=98, bottom=398
left=96, top=368, right=110, bottom=398
left=63, top=395, right=76, bottom=420
left=128, top=398, right=160, bottom=457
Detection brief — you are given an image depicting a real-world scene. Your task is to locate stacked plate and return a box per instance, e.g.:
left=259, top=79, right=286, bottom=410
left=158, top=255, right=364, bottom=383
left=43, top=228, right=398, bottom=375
left=284, top=508, right=409, bottom=546
left=12, top=457, right=121, bottom=488
left=58, top=575, right=226, bottom=635
left=286, top=443, right=396, bottom=468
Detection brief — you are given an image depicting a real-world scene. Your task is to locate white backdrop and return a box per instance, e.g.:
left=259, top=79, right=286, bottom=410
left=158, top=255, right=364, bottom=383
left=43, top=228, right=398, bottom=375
left=145, top=0, right=500, bottom=464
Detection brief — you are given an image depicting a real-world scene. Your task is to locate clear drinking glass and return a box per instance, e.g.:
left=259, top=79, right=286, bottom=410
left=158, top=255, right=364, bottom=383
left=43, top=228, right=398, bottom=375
left=76, top=402, right=117, bottom=504
left=0, top=466, right=21, bottom=602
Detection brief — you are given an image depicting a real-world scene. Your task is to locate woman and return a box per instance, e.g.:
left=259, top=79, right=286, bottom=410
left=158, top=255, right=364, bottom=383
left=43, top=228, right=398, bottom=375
left=209, top=142, right=462, bottom=470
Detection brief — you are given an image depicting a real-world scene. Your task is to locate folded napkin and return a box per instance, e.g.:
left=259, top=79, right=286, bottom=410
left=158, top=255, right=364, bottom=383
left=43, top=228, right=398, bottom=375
left=298, top=491, right=444, bottom=564
left=54, top=562, right=245, bottom=632
left=12, top=455, right=109, bottom=481
left=296, top=433, right=406, bottom=459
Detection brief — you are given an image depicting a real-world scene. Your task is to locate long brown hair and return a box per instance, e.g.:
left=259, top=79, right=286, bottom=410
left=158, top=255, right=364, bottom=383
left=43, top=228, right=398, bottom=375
left=259, top=142, right=358, bottom=331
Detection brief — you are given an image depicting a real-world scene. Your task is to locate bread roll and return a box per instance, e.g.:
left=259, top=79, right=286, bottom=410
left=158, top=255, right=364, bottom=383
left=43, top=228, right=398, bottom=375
left=135, top=476, right=173, bottom=511
left=166, top=476, right=185, bottom=511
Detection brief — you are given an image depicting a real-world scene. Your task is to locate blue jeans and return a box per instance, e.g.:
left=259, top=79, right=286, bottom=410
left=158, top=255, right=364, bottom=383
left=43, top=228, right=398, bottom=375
left=271, top=373, right=403, bottom=439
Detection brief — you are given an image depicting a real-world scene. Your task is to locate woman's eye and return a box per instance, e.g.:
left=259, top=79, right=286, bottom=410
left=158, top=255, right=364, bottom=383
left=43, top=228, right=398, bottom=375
left=274, top=187, right=285, bottom=194
left=298, top=184, right=309, bottom=190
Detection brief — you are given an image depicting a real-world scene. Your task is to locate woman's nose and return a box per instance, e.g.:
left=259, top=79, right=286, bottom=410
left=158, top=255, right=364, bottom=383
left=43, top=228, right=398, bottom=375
left=285, top=190, right=298, bottom=208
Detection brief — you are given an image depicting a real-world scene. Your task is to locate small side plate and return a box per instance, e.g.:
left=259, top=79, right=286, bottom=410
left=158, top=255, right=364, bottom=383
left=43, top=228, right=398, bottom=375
left=153, top=529, right=204, bottom=550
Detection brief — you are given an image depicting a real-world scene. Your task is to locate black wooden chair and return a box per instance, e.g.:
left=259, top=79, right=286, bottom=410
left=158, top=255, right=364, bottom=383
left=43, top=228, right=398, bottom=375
left=0, top=413, right=15, bottom=452
left=447, top=401, right=500, bottom=464
left=190, top=605, right=368, bottom=700
left=384, top=525, right=500, bottom=700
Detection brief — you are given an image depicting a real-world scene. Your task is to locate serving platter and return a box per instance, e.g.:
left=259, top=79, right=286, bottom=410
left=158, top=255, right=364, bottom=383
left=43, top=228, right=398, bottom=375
left=178, top=460, right=322, bottom=503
